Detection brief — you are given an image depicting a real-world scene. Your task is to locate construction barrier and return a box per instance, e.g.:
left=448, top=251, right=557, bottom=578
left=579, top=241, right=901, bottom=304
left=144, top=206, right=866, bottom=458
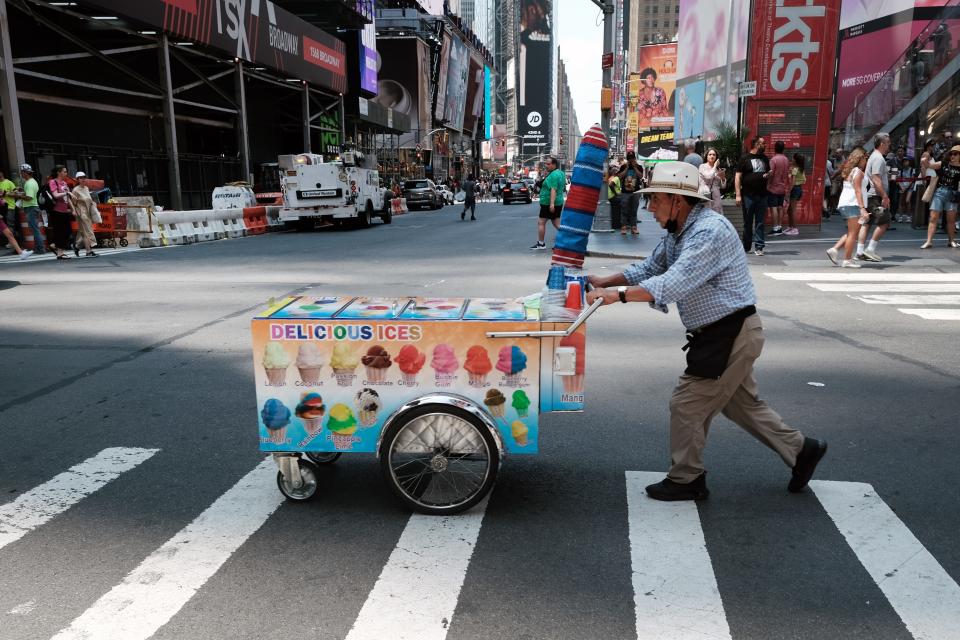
left=133, top=205, right=289, bottom=248
left=242, top=206, right=269, bottom=235
left=390, top=198, right=408, bottom=215
left=17, top=209, right=46, bottom=251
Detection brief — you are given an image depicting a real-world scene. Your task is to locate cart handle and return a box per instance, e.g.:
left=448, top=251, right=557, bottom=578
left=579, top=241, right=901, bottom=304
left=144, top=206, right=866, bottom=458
left=486, top=297, right=604, bottom=339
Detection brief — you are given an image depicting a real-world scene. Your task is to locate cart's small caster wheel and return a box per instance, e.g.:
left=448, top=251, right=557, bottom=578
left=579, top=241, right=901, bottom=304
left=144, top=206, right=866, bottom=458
left=306, top=451, right=342, bottom=465
left=380, top=404, right=499, bottom=515
left=119, top=238, right=129, bottom=247
left=276, top=459, right=320, bottom=502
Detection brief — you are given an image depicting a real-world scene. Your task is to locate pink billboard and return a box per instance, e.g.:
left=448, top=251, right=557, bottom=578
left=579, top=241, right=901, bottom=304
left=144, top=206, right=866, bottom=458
left=677, top=0, right=748, bottom=78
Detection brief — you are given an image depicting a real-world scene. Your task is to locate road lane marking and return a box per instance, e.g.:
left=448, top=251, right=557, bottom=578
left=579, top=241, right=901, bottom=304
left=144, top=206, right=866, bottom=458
left=625, top=471, right=731, bottom=640
left=0, top=447, right=159, bottom=551
left=782, top=259, right=955, bottom=268
left=850, top=294, right=960, bottom=305
left=897, top=308, right=960, bottom=320
left=765, top=273, right=960, bottom=282
left=345, top=499, right=488, bottom=640
left=809, top=283, right=960, bottom=292
left=50, top=458, right=283, bottom=640
left=812, top=481, right=960, bottom=640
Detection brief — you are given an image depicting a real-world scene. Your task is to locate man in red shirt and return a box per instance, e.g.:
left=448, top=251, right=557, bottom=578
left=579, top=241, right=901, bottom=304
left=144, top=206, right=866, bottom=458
left=767, top=141, right=790, bottom=235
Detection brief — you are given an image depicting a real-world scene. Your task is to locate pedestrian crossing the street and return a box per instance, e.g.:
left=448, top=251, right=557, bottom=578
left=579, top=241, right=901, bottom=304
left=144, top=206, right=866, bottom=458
left=2, top=455, right=959, bottom=639
left=765, top=272, right=960, bottom=320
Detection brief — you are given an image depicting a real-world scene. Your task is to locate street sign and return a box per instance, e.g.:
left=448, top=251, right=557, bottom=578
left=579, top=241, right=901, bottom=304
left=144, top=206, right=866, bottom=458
left=601, top=53, right=613, bottom=69
left=738, top=81, right=757, bottom=98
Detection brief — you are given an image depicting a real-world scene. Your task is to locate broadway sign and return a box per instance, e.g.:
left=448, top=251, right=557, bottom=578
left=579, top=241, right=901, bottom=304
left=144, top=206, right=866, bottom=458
left=85, top=0, right=347, bottom=94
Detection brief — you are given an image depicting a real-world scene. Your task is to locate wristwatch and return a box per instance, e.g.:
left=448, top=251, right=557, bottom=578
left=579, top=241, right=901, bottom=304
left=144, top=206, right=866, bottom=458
left=617, top=286, right=628, bottom=303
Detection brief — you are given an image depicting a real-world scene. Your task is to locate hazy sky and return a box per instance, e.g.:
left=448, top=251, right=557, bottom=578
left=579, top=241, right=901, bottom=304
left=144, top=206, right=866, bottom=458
left=556, top=0, right=604, bottom=135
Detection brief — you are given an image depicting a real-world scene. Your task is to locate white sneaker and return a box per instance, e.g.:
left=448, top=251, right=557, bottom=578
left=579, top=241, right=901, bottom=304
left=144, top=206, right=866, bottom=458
left=783, top=227, right=799, bottom=236
left=826, top=247, right=840, bottom=266
left=18, top=249, right=33, bottom=260
left=861, top=249, right=882, bottom=262
left=841, top=259, right=861, bottom=268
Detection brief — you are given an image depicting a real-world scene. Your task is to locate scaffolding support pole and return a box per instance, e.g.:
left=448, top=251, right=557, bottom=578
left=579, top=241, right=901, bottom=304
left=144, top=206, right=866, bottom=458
left=235, top=59, right=251, bottom=183
left=158, top=34, right=183, bottom=210
left=302, top=83, right=311, bottom=152
left=0, top=0, right=24, bottom=171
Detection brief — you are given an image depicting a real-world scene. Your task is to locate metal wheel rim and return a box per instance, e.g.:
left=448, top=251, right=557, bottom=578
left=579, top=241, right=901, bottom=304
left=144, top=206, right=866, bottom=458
left=279, top=463, right=318, bottom=500
left=387, top=412, right=491, bottom=510
left=306, top=451, right=340, bottom=464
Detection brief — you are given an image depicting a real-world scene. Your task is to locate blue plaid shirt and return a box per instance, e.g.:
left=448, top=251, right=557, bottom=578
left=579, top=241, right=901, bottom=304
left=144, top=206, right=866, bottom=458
left=622, top=203, right=756, bottom=330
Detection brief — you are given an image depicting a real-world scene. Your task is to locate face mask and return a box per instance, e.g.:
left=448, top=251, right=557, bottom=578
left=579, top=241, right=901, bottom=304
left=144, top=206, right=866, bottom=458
left=665, top=197, right=679, bottom=234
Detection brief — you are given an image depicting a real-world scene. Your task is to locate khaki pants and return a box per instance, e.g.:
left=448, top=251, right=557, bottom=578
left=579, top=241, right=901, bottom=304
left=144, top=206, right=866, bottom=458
left=75, top=211, right=97, bottom=249
left=668, top=314, right=804, bottom=483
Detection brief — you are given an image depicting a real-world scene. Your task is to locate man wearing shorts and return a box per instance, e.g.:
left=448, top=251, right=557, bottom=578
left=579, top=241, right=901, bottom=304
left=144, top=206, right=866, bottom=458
left=858, top=133, right=892, bottom=262
left=530, top=156, right=565, bottom=249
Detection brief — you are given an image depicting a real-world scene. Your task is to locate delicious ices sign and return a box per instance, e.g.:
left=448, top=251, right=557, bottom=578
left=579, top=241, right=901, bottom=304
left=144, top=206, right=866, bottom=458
left=84, top=0, right=347, bottom=93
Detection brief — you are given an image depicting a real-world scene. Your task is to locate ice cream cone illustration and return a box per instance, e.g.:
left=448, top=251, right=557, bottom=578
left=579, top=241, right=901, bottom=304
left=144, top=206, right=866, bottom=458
left=396, top=344, right=426, bottom=385
left=295, top=392, right=326, bottom=435
left=296, top=343, right=325, bottom=386
left=261, top=398, right=291, bottom=444
left=330, top=343, right=359, bottom=387
left=262, top=341, right=291, bottom=386
left=355, top=388, right=382, bottom=427
left=362, top=345, right=392, bottom=383
left=430, top=343, right=459, bottom=384
left=511, top=420, right=529, bottom=447
left=511, top=390, right=531, bottom=417
left=559, top=332, right=585, bottom=394
left=496, top=345, right=527, bottom=386
left=484, top=389, right=506, bottom=418
left=465, top=345, right=492, bottom=387
left=327, top=403, right=358, bottom=450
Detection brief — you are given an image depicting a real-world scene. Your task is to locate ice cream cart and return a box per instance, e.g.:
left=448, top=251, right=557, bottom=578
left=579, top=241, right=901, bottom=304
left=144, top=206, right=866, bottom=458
left=251, top=294, right=599, bottom=515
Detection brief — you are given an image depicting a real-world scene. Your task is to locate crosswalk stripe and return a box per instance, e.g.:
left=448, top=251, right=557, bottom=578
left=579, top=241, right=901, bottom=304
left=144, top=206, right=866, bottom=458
left=49, top=458, right=283, bottom=640
left=811, top=481, right=960, bottom=640
left=625, top=471, right=731, bottom=640
left=0, top=447, right=158, bottom=551
left=810, top=283, right=960, bottom=292
left=896, top=308, right=960, bottom=320
left=850, top=294, right=960, bottom=305
left=765, top=272, right=960, bottom=282
left=345, top=499, right=489, bottom=640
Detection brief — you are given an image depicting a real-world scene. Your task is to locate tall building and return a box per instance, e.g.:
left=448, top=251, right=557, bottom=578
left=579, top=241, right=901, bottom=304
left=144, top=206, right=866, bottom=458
left=636, top=0, right=679, bottom=48
left=556, top=54, right=581, bottom=167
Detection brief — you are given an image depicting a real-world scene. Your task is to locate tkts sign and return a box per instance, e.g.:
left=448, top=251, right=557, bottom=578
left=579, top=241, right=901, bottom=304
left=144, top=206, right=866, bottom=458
left=750, top=0, right=840, bottom=99
left=85, top=0, right=347, bottom=93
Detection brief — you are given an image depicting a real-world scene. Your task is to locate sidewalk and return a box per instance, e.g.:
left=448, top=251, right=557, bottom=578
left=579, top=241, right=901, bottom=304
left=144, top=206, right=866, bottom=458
left=588, top=201, right=934, bottom=260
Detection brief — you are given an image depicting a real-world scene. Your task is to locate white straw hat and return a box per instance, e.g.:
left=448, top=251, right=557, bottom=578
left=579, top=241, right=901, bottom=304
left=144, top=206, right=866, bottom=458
left=639, top=161, right=709, bottom=200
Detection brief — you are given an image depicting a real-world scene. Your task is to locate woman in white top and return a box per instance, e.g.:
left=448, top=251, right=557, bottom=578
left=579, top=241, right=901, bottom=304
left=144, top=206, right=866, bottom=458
left=826, top=147, right=870, bottom=267
left=697, top=148, right=726, bottom=212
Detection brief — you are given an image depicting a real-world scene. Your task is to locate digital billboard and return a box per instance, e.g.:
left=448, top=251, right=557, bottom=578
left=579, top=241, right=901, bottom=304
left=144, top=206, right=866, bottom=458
left=678, top=0, right=747, bottom=78
left=484, top=66, right=492, bottom=139
left=519, top=0, right=553, bottom=159
left=374, top=39, right=430, bottom=148
left=463, top=56, right=485, bottom=135
left=635, top=43, right=677, bottom=129
left=434, top=34, right=451, bottom=122
left=674, top=78, right=705, bottom=141
left=359, top=21, right=378, bottom=95
left=443, top=36, right=470, bottom=131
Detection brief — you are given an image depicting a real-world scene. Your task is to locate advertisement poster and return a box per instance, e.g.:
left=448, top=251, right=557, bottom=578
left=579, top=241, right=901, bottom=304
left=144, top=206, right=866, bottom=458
left=443, top=37, right=470, bottom=131
left=251, top=297, right=563, bottom=455
left=702, top=61, right=745, bottom=138
left=374, top=39, right=431, bottom=148
left=674, top=78, right=705, bottom=140
left=635, top=44, right=677, bottom=129
left=463, top=56, right=485, bottom=136
left=519, top=0, right=553, bottom=159
left=434, top=34, right=451, bottom=122
left=85, top=0, right=347, bottom=93
left=359, top=21, right=378, bottom=96
left=677, top=0, right=748, bottom=79
left=491, top=124, right=507, bottom=161
left=833, top=2, right=960, bottom=127
left=484, top=66, right=493, bottom=139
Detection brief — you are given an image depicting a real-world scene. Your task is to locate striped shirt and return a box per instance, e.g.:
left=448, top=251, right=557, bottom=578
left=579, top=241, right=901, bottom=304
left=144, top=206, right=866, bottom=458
left=622, top=203, right=756, bottom=330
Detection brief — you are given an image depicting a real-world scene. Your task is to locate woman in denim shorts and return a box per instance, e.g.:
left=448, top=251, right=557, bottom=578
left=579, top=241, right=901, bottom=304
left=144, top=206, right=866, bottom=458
left=826, top=147, right=869, bottom=267
left=921, top=144, right=960, bottom=249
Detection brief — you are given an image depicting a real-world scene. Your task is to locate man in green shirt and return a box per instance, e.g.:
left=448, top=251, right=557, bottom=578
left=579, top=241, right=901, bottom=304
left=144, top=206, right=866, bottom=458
left=18, top=164, right=45, bottom=254
left=530, top=156, right=566, bottom=250
left=0, top=170, right=16, bottom=241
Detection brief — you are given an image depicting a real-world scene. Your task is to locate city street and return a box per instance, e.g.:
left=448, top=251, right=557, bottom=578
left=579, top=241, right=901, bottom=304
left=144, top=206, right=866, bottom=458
left=2, top=201, right=959, bottom=640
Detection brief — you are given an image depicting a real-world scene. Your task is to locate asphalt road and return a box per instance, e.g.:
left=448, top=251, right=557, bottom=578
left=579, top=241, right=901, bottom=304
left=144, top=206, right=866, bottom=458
left=1, top=200, right=958, bottom=640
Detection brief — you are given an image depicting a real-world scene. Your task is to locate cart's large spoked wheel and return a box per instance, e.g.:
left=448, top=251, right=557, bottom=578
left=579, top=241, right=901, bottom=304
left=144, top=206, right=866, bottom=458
left=276, top=459, right=320, bottom=502
left=306, top=451, right=342, bottom=465
left=380, top=405, right=499, bottom=515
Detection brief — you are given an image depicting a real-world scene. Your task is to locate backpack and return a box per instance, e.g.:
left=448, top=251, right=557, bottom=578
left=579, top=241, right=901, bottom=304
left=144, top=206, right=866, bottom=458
left=37, top=181, right=55, bottom=212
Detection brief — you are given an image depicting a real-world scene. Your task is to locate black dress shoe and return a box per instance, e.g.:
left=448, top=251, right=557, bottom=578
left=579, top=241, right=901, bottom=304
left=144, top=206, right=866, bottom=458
left=789, top=438, right=828, bottom=493
left=645, top=473, right=709, bottom=501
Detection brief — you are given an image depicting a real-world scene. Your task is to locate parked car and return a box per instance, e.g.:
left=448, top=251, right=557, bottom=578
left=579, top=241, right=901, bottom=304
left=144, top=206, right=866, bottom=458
left=436, top=184, right=455, bottom=204
left=501, top=181, right=533, bottom=204
left=402, top=179, right=444, bottom=210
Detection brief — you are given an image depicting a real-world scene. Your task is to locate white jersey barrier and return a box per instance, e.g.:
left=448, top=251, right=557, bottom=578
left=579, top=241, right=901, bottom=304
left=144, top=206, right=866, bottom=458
left=139, top=207, right=283, bottom=248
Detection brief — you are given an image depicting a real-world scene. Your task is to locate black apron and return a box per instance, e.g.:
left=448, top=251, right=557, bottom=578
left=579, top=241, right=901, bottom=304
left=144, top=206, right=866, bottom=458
left=682, top=306, right=757, bottom=379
